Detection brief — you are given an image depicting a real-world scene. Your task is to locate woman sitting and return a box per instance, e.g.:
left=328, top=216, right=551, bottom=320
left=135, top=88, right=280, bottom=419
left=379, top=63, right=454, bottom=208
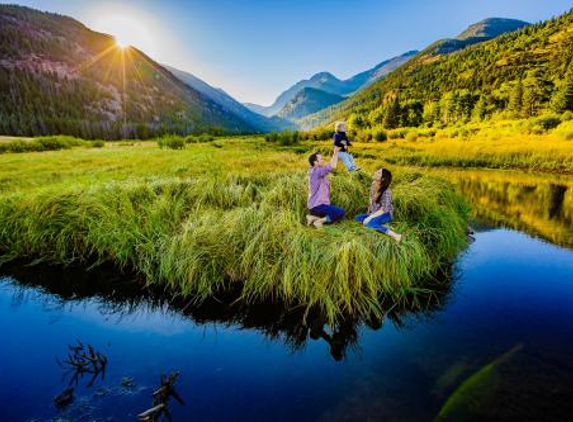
left=355, top=168, right=402, bottom=243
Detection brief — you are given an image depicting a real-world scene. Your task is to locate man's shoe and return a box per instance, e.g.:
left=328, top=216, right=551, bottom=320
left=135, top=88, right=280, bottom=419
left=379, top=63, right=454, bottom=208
left=306, top=215, right=319, bottom=226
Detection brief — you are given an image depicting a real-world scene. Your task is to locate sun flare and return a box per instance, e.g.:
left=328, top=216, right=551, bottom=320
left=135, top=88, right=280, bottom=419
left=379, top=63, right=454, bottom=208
left=114, top=36, right=129, bottom=49
left=88, top=10, right=156, bottom=55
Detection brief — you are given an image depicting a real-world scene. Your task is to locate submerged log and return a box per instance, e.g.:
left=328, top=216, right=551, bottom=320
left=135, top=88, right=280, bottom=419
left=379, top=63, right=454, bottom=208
left=137, top=403, right=166, bottom=421
left=54, top=387, right=74, bottom=408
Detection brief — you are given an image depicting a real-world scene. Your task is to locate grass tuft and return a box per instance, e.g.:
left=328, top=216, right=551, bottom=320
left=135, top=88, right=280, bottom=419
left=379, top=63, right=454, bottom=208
left=0, top=169, right=469, bottom=324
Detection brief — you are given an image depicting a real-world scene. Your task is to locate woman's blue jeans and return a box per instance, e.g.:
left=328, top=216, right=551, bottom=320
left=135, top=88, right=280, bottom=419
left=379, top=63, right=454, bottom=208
left=355, top=212, right=392, bottom=234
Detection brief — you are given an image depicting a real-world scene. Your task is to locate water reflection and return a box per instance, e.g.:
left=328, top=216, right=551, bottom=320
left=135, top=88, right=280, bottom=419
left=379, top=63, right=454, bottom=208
left=436, top=170, right=573, bottom=249
left=0, top=262, right=455, bottom=362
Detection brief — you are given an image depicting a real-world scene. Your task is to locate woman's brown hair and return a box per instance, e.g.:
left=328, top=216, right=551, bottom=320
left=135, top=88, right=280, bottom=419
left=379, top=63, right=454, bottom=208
left=374, top=168, right=392, bottom=204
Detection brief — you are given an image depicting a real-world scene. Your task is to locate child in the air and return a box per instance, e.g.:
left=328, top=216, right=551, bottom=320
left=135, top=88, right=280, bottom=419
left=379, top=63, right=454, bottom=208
left=333, top=121, right=359, bottom=172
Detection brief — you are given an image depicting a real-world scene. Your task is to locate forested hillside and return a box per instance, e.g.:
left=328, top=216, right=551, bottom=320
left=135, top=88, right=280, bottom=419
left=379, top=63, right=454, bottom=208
left=306, top=11, right=573, bottom=130
left=0, top=5, right=257, bottom=138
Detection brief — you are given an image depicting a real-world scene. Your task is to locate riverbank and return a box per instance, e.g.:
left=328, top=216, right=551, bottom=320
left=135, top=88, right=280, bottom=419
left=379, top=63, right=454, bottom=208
left=348, top=132, right=573, bottom=174
left=0, top=138, right=469, bottom=323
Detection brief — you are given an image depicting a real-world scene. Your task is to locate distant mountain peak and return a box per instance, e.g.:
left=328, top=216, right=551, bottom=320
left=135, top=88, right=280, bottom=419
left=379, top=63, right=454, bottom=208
left=310, top=71, right=338, bottom=81
left=456, top=17, right=529, bottom=40
left=422, top=17, right=529, bottom=57
left=276, top=87, right=344, bottom=120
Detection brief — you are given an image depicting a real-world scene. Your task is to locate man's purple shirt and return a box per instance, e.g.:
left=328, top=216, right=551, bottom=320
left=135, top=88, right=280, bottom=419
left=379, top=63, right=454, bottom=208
left=308, top=164, right=332, bottom=209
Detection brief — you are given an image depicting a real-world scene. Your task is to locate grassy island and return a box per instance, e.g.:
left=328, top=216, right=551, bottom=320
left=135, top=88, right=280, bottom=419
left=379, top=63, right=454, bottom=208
left=0, top=137, right=469, bottom=323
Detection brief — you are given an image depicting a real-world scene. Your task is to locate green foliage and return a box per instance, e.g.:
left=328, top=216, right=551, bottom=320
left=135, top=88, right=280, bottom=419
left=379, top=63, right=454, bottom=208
left=306, top=127, right=333, bottom=141
left=562, top=110, right=573, bottom=121
left=0, top=135, right=92, bottom=154
left=265, top=131, right=301, bottom=146
left=526, top=114, right=562, bottom=133
left=388, top=128, right=410, bottom=139
left=384, top=95, right=402, bottom=129
left=551, top=61, right=573, bottom=113
left=373, top=128, right=388, bottom=142
left=157, top=136, right=186, bottom=150
left=405, top=131, right=418, bottom=142
left=508, top=79, right=524, bottom=118
left=555, top=120, right=573, bottom=140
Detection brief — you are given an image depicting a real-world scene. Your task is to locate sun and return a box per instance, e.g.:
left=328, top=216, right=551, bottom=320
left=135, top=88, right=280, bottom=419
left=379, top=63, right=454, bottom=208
left=89, top=11, right=155, bottom=54
left=114, top=36, right=129, bottom=49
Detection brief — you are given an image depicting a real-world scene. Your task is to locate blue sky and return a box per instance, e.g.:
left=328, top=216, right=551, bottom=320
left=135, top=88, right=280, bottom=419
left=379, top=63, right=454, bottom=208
left=2, top=0, right=572, bottom=104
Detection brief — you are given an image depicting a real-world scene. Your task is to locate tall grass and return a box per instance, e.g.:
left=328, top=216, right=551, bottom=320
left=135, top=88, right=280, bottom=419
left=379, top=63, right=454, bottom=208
left=0, top=170, right=469, bottom=324
left=312, top=118, right=573, bottom=173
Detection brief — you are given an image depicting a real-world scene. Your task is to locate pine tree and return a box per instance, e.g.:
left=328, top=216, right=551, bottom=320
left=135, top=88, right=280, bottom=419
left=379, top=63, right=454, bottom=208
left=522, top=72, right=546, bottom=117
left=472, top=95, right=489, bottom=121
left=551, top=61, right=573, bottom=113
left=508, top=79, right=524, bottom=118
left=384, top=95, right=401, bottom=129
left=423, top=101, right=441, bottom=126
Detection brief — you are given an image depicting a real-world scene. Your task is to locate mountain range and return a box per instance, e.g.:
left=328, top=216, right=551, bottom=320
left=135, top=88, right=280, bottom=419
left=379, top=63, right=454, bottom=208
left=0, top=5, right=550, bottom=138
left=297, top=17, right=533, bottom=129
left=244, top=50, right=418, bottom=118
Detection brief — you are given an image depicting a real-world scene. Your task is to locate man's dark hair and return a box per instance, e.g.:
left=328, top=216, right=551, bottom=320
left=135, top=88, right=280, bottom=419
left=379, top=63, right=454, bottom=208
left=308, top=153, right=319, bottom=167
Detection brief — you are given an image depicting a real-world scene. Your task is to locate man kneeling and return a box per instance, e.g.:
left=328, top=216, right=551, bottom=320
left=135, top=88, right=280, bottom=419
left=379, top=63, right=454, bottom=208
left=306, top=147, right=345, bottom=228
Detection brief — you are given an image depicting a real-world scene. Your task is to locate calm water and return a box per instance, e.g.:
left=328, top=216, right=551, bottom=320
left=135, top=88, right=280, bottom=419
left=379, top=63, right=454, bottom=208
left=1, top=170, right=573, bottom=421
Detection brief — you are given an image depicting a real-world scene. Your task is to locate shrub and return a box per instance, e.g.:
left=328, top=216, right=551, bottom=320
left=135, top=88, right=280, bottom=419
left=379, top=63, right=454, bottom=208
left=373, top=129, right=388, bottom=142
left=280, top=131, right=301, bottom=146
left=264, top=133, right=278, bottom=143
left=354, top=130, right=373, bottom=143
left=157, top=136, right=186, bottom=150
left=388, top=128, right=409, bottom=139
left=265, top=131, right=301, bottom=146
left=198, top=134, right=215, bottom=143
left=0, top=136, right=92, bottom=154
left=562, top=111, right=573, bottom=121
left=527, top=114, right=562, bottom=132
left=309, top=127, right=332, bottom=141
left=417, top=128, right=437, bottom=138
left=36, top=136, right=74, bottom=151
left=555, top=120, right=573, bottom=140
left=91, top=140, right=105, bottom=148
left=405, top=131, right=418, bottom=142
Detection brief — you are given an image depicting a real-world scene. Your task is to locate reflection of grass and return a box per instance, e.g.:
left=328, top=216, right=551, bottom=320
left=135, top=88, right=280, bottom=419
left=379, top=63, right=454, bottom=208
left=425, top=169, right=573, bottom=249
left=0, top=138, right=469, bottom=324
left=435, top=345, right=523, bottom=422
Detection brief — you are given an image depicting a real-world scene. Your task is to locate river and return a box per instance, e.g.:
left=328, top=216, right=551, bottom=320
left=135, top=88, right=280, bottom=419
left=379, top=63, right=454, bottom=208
left=0, top=169, right=572, bottom=421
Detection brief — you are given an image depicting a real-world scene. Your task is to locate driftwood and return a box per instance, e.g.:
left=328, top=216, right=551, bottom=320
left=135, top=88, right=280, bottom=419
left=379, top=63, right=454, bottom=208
left=54, top=387, right=74, bottom=408
left=138, top=372, right=184, bottom=422
left=57, top=339, right=108, bottom=387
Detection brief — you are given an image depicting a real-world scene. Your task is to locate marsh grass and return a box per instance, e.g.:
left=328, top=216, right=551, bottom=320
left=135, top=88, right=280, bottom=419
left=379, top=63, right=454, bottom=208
left=0, top=135, right=104, bottom=154
left=0, top=164, right=468, bottom=323
left=327, top=118, right=573, bottom=173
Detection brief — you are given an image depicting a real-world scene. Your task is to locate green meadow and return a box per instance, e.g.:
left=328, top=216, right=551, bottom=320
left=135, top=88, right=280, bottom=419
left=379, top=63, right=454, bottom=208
left=0, top=137, right=469, bottom=323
